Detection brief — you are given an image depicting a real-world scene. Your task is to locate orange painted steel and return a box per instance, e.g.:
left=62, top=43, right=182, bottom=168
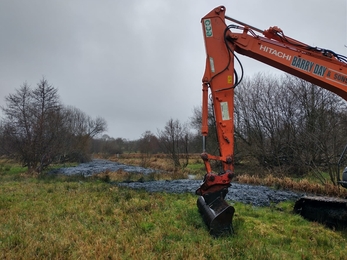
left=197, top=5, right=347, bottom=196
left=196, top=6, right=347, bottom=234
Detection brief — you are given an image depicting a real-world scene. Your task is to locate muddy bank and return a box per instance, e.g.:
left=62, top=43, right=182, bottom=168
left=50, top=159, right=303, bottom=207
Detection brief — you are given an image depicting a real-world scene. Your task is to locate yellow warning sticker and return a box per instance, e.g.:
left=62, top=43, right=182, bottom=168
left=227, top=75, right=233, bottom=84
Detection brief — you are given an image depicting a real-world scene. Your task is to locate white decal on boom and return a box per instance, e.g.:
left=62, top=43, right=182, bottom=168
left=260, top=45, right=291, bottom=61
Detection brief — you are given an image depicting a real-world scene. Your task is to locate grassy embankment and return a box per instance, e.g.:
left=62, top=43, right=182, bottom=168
left=1, top=158, right=347, bottom=259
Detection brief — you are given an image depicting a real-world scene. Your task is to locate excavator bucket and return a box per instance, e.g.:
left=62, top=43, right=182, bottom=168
left=294, top=196, right=347, bottom=229
left=197, top=196, right=235, bottom=237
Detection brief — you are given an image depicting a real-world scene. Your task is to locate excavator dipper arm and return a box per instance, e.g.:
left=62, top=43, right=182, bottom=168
left=196, top=6, right=239, bottom=236
left=197, top=6, right=347, bottom=235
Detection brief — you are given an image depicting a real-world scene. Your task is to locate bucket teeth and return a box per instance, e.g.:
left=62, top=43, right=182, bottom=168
left=197, top=196, right=235, bottom=237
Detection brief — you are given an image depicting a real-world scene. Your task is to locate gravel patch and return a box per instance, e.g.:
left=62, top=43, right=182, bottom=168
left=48, top=159, right=157, bottom=176
left=118, top=180, right=302, bottom=207
left=50, top=159, right=303, bottom=207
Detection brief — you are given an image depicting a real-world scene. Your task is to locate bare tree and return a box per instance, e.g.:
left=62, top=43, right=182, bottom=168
left=235, top=74, right=286, bottom=168
left=0, top=78, right=107, bottom=172
left=283, top=75, right=347, bottom=183
left=1, top=79, right=63, bottom=172
left=60, top=106, right=107, bottom=162
left=90, top=135, right=128, bottom=156
left=138, top=131, right=159, bottom=167
left=234, top=73, right=347, bottom=182
left=157, top=119, right=190, bottom=168
left=181, top=72, right=347, bottom=183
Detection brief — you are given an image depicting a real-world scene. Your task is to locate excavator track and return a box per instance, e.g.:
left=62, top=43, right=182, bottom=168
left=294, top=196, right=347, bottom=229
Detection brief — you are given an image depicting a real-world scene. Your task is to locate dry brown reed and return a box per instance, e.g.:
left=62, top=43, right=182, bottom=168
left=236, top=174, right=347, bottom=198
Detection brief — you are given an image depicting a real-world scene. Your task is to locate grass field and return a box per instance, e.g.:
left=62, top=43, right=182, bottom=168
left=0, top=167, right=347, bottom=259
left=1, top=159, right=347, bottom=259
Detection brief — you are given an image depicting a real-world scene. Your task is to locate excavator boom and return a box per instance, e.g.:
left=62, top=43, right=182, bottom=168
left=197, top=6, right=347, bottom=236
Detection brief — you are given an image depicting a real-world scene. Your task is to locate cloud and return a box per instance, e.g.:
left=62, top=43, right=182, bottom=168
left=0, top=0, right=346, bottom=140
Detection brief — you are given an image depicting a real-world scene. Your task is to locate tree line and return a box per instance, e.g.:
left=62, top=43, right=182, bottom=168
left=0, top=78, right=106, bottom=173
left=91, top=73, right=347, bottom=184
left=234, top=73, right=347, bottom=184
left=1, top=74, right=347, bottom=184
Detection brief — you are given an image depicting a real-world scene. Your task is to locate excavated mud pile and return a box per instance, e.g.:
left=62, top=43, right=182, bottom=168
left=50, top=159, right=302, bottom=207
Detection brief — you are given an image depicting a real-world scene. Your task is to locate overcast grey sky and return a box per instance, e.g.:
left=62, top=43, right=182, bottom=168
left=0, top=0, right=346, bottom=140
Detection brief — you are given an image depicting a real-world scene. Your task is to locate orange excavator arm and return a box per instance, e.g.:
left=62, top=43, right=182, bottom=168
left=196, top=6, right=347, bottom=236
